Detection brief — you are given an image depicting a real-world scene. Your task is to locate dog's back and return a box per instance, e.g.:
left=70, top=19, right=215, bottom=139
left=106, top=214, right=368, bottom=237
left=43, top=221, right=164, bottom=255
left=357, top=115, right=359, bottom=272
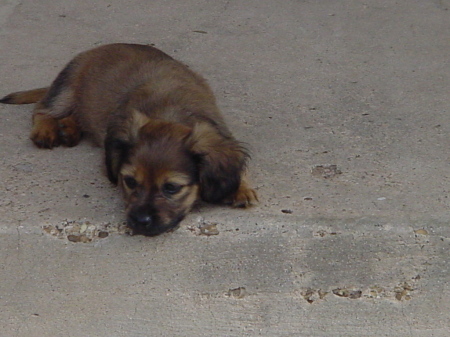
left=50, top=43, right=229, bottom=144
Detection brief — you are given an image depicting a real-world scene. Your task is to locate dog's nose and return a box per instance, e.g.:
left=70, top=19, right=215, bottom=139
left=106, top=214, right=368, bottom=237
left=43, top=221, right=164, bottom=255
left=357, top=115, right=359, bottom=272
left=129, top=211, right=153, bottom=228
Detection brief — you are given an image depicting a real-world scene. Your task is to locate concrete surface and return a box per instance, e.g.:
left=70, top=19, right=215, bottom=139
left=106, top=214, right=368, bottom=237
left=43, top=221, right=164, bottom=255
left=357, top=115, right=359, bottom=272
left=1, top=0, right=449, bottom=336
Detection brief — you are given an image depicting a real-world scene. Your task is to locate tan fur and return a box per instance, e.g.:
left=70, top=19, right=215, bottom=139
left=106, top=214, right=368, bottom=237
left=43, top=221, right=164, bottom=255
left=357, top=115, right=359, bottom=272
left=1, top=43, right=257, bottom=236
left=0, top=87, right=48, bottom=104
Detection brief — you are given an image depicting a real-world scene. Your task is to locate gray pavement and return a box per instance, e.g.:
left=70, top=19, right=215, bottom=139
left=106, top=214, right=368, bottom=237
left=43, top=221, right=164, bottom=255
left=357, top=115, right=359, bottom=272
left=1, top=0, right=449, bottom=336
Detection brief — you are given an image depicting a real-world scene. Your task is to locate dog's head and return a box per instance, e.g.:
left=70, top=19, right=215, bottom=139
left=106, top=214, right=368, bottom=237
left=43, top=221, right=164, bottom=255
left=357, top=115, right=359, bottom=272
left=105, top=112, right=247, bottom=236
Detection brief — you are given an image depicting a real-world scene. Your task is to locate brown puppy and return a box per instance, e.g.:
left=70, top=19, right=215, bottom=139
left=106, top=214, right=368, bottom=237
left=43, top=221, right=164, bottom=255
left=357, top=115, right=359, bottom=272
left=1, top=43, right=257, bottom=236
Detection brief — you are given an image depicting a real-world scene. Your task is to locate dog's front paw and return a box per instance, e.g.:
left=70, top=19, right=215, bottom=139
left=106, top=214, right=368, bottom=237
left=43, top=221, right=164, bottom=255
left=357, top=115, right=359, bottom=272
left=30, top=116, right=60, bottom=149
left=231, top=185, right=258, bottom=208
left=58, top=116, right=81, bottom=147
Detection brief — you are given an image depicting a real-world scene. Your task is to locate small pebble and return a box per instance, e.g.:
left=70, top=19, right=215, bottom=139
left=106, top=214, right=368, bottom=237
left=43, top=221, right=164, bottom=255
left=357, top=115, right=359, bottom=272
left=414, top=229, right=428, bottom=235
left=200, top=224, right=219, bottom=236
left=98, top=231, right=109, bottom=238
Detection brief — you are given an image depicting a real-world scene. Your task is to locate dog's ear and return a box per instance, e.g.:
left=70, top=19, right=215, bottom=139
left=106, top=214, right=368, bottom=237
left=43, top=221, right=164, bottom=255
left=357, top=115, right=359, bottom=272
left=105, top=109, right=151, bottom=184
left=105, top=137, right=132, bottom=184
left=188, top=124, right=248, bottom=203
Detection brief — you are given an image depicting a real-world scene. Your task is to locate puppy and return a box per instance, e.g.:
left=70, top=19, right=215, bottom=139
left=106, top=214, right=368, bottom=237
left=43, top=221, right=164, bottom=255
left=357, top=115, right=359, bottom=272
left=1, top=43, right=257, bottom=236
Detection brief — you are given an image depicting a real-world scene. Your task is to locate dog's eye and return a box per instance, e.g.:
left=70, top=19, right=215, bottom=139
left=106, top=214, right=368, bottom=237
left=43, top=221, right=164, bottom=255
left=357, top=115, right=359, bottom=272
left=162, top=183, right=182, bottom=195
left=123, top=176, right=138, bottom=189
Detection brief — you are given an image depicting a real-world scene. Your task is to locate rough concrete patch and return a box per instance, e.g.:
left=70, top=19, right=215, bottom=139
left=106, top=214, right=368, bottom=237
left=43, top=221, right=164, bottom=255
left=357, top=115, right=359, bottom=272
left=311, top=164, right=342, bottom=179
left=394, top=281, right=414, bottom=301
left=187, top=217, right=221, bottom=236
left=332, top=288, right=363, bottom=299
left=43, top=219, right=130, bottom=242
left=225, top=287, right=247, bottom=299
left=297, top=276, right=421, bottom=304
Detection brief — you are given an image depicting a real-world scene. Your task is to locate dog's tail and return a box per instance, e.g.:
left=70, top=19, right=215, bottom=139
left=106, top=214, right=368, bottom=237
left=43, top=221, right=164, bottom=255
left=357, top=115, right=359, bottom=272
left=0, top=87, right=48, bottom=105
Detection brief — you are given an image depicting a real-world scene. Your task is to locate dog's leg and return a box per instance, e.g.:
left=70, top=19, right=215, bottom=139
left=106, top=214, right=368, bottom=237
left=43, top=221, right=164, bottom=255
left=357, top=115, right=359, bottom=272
left=29, top=61, right=79, bottom=148
left=229, top=173, right=258, bottom=208
left=30, top=105, right=80, bottom=149
left=30, top=110, right=61, bottom=148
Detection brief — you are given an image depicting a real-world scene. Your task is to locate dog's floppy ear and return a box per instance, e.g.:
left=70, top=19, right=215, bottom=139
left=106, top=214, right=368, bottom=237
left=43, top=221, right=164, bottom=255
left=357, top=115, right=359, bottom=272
left=105, top=137, right=132, bottom=184
left=188, top=124, right=248, bottom=203
left=105, top=109, right=151, bottom=184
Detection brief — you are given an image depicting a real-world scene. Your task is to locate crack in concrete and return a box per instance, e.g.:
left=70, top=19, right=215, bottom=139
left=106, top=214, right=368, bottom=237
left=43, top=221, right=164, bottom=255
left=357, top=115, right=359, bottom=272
left=15, top=224, right=21, bottom=253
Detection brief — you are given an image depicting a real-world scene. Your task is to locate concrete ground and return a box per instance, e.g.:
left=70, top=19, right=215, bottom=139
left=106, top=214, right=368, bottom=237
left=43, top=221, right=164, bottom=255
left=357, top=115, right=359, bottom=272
left=1, top=0, right=449, bottom=336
